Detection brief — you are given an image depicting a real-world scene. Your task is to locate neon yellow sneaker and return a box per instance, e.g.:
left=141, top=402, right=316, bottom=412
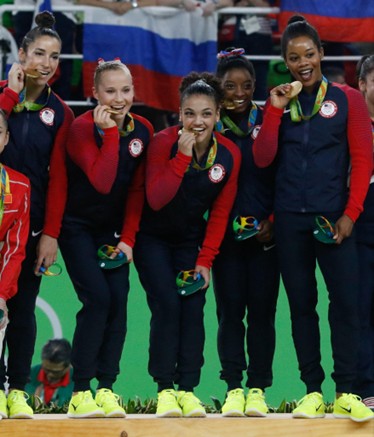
left=292, top=392, right=325, bottom=419
left=95, top=388, right=126, bottom=418
left=333, top=393, right=374, bottom=422
left=7, top=390, right=33, bottom=419
left=245, top=388, right=268, bottom=417
left=177, top=391, right=206, bottom=417
left=156, top=389, right=182, bottom=418
left=0, top=389, right=7, bottom=419
left=67, top=390, right=105, bottom=418
left=221, top=388, right=245, bottom=417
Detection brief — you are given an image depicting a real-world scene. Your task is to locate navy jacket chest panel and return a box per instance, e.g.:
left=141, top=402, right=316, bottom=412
left=275, top=87, right=350, bottom=212
left=225, top=125, right=275, bottom=219
left=140, top=140, right=233, bottom=240
left=4, top=97, right=64, bottom=174
left=169, top=141, right=233, bottom=215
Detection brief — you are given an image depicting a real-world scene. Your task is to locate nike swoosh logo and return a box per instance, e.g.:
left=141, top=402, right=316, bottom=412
left=284, top=108, right=291, bottom=113
left=31, top=230, right=43, bottom=237
left=341, top=406, right=351, bottom=413
left=114, top=232, right=121, bottom=239
left=263, top=244, right=276, bottom=251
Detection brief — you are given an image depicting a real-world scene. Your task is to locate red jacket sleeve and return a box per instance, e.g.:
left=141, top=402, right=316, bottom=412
left=343, top=86, right=373, bottom=222
left=0, top=169, right=30, bottom=300
left=66, top=112, right=120, bottom=195
left=120, top=160, right=146, bottom=248
left=43, top=102, right=75, bottom=238
left=0, top=83, right=19, bottom=116
left=252, top=103, right=284, bottom=168
left=146, top=128, right=192, bottom=211
left=196, top=138, right=241, bottom=268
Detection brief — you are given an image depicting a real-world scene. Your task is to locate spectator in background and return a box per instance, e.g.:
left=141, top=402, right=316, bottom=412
left=25, top=339, right=73, bottom=407
left=77, top=0, right=232, bottom=14
left=13, top=0, right=77, bottom=100
left=218, top=0, right=274, bottom=101
left=352, top=54, right=374, bottom=411
left=322, top=66, right=346, bottom=85
left=76, top=0, right=133, bottom=14
left=0, top=26, right=19, bottom=81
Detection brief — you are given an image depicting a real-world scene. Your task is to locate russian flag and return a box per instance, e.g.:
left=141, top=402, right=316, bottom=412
left=82, top=7, right=218, bottom=112
left=279, top=0, right=374, bottom=43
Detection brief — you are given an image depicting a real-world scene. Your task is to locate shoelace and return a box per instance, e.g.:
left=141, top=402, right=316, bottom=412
left=298, top=392, right=322, bottom=405
left=340, top=393, right=362, bottom=404
left=159, top=390, right=177, bottom=402
left=98, top=390, right=120, bottom=404
left=249, top=392, right=264, bottom=400
left=10, top=391, right=29, bottom=404
left=228, top=389, right=244, bottom=397
left=81, top=391, right=94, bottom=403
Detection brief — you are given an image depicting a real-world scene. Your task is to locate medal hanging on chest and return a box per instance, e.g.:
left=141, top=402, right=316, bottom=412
left=13, top=86, right=51, bottom=113
left=289, top=76, right=328, bottom=122
left=96, top=114, right=135, bottom=138
left=217, top=102, right=258, bottom=138
left=188, top=133, right=218, bottom=172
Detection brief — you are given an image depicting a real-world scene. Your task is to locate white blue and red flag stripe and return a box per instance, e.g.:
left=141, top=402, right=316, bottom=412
left=82, top=7, right=218, bottom=112
left=279, top=0, right=374, bottom=43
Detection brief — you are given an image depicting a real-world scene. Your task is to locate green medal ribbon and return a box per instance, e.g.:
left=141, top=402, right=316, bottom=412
left=0, top=164, right=10, bottom=227
left=96, top=113, right=135, bottom=138
left=188, top=133, right=218, bottom=172
left=13, top=86, right=51, bottom=113
left=289, top=76, right=328, bottom=122
left=216, top=102, right=258, bottom=138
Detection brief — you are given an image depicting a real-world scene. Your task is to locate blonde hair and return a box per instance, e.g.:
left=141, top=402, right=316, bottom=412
left=94, top=59, right=132, bottom=88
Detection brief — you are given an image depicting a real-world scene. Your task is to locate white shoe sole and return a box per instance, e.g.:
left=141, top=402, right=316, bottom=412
left=67, top=411, right=106, bottom=419
left=156, top=409, right=183, bottom=418
left=245, top=408, right=267, bottom=417
left=293, top=412, right=325, bottom=419
left=222, top=410, right=245, bottom=417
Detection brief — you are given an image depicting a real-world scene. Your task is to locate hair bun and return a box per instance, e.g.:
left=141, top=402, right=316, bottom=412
left=35, top=10, right=55, bottom=29
left=287, top=14, right=307, bottom=26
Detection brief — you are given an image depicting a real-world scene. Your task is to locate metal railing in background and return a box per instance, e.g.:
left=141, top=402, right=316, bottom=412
left=0, top=4, right=363, bottom=107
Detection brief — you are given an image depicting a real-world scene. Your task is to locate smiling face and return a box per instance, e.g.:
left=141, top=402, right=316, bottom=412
left=93, top=69, right=134, bottom=117
left=221, top=67, right=255, bottom=113
left=180, top=94, right=219, bottom=146
left=285, top=35, right=324, bottom=92
left=19, top=35, right=61, bottom=86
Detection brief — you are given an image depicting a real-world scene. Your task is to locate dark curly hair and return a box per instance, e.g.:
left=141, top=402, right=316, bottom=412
left=179, top=72, right=223, bottom=108
left=20, top=11, right=61, bottom=53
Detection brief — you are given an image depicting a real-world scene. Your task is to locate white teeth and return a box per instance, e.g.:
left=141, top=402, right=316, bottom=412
left=192, top=128, right=204, bottom=132
left=234, top=100, right=245, bottom=104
